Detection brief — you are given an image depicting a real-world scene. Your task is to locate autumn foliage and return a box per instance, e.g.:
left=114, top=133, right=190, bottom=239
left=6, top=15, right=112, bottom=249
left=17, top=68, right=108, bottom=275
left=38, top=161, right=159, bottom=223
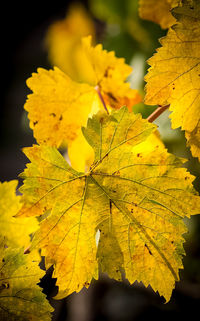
left=1, top=0, right=200, bottom=319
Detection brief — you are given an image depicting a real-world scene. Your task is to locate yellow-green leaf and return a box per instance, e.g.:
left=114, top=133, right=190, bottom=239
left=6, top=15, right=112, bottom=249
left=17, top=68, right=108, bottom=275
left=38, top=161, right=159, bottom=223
left=18, top=107, right=200, bottom=301
left=144, top=0, right=200, bottom=161
left=0, top=240, right=53, bottom=320
left=0, top=181, right=38, bottom=248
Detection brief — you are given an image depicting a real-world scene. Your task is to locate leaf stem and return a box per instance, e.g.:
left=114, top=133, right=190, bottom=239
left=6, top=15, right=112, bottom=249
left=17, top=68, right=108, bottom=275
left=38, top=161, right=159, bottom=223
left=24, top=246, right=30, bottom=254
left=147, top=104, right=170, bottom=123
left=95, top=85, right=109, bottom=114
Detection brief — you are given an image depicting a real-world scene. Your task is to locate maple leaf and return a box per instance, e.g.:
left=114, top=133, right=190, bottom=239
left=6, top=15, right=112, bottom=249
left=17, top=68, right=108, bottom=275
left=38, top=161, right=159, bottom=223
left=144, top=0, right=200, bottom=161
left=17, top=107, right=200, bottom=302
left=25, top=37, right=141, bottom=148
left=0, top=181, right=38, bottom=248
left=46, top=4, right=96, bottom=83
left=0, top=239, right=53, bottom=320
left=139, top=0, right=180, bottom=29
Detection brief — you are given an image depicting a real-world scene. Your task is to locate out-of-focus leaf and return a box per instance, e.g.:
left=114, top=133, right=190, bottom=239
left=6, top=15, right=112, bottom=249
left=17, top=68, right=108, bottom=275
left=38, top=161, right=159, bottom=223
left=139, top=0, right=181, bottom=29
left=46, top=3, right=96, bottom=83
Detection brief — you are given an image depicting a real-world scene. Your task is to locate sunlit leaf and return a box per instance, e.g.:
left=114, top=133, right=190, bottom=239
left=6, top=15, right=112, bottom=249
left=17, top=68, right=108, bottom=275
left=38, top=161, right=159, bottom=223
left=0, top=240, right=53, bottom=320
left=25, top=37, right=141, bottom=148
left=68, top=132, right=94, bottom=172
left=82, top=36, right=141, bottom=110
left=46, top=4, right=96, bottom=83
left=18, top=107, right=200, bottom=302
left=0, top=181, right=38, bottom=248
left=144, top=0, right=200, bottom=160
left=25, top=67, right=99, bottom=147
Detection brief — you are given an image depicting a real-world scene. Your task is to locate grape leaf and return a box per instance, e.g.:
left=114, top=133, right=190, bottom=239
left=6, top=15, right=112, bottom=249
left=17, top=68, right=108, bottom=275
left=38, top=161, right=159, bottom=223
left=17, top=107, right=200, bottom=302
left=144, top=0, right=200, bottom=160
left=0, top=240, right=53, bottom=320
left=139, top=0, right=180, bottom=29
left=25, top=67, right=99, bottom=147
left=25, top=37, right=141, bottom=148
left=68, top=131, right=94, bottom=172
left=0, top=181, right=38, bottom=248
left=81, top=36, right=141, bottom=110
left=46, top=4, right=96, bottom=83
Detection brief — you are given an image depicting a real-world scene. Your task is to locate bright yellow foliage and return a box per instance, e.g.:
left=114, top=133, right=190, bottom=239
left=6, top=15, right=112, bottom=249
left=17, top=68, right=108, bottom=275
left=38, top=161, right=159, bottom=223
left=46, top=4, right=96, bottom=83
left=68, top=132, right=94, bottom=172
left=18, top=107, right=200, bottom=302
left=25, top=67, right=99, bottom=147
left=0, top=241, right=53, bottom=320
left=0, top=181, right=38, bottom=248
left=25, top=38, right=141, bottom=148
left=139, top=0, right=180, bottom=29
left=82, top=36, right=141, bottom=110
left=144, top=0, right=200, bottom=160
left=185, top=128, right=200, bottom=160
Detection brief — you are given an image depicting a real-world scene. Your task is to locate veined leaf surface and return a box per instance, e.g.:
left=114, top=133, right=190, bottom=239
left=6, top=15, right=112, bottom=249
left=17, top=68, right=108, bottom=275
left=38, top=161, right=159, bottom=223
left=0, top=241, right=53, bottom=321
left=144, top=0, right=200, bottom=160
left=0, top=181, right=38, bottom=248
left=18, top=107, right=200, bottom=301
left=25, top=37, right=141, bottom=148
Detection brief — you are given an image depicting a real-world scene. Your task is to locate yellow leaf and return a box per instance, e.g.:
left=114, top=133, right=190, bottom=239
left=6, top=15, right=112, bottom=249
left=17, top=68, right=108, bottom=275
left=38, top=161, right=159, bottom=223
left=18, top=107, right=200, bottom=301
left=68, top=132, right=94, bottom=172
left=144, top=0, right=200, bottom=160
left=0, top=241, right=53, bottom=320
left=25, top=67, right=100, bottom=147
left=46, top=4, right=96, bottom=83
left=139, top=0, right=180, bottom=29
left=82, top=36, right=141, bottom=111
left=185, top=127, right=200, bottom=160
left=0, top=181, right=38, bottom=248
left=25, top=38, right=141, bottom=148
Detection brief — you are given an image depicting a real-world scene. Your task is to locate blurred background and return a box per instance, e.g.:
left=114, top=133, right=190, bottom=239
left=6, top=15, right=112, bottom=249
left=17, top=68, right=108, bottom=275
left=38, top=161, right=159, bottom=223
left=1, top=0, right=200, bottom=320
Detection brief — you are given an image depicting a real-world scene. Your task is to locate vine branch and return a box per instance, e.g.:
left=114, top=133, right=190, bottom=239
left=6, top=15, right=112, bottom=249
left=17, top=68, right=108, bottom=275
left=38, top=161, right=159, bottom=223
left=147, top=104, right=170, bottom=123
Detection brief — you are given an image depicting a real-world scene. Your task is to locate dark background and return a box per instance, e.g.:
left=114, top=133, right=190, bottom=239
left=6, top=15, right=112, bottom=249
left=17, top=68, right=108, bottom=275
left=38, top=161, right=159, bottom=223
left=1, top=1, right=200, bottom=320
left=1, top=0, right=86, bottom=182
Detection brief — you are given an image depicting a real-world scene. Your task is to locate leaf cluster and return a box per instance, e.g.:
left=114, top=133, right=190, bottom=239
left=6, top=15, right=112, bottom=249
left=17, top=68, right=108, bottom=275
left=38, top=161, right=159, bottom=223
left=1, top=0, right=200, bottom=319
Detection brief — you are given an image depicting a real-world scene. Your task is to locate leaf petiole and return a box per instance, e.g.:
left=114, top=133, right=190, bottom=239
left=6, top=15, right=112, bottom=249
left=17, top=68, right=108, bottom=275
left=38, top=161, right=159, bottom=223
left=95, top=85, right=109, bottom=114
left=147, top=104, right=170, bottom=123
